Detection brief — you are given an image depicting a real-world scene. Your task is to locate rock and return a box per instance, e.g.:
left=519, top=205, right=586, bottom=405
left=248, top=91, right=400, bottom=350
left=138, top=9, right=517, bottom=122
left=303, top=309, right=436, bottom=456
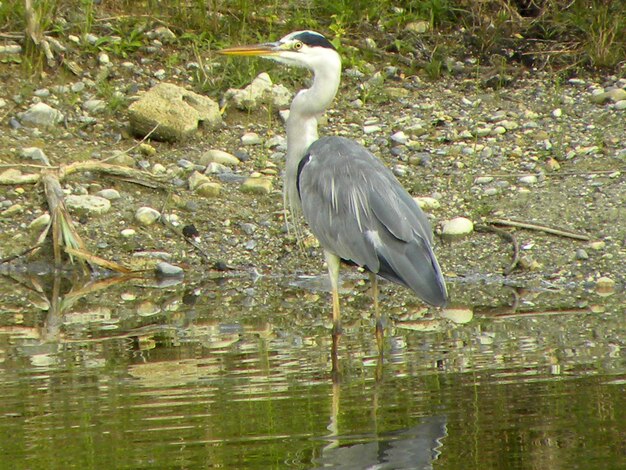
left=98, top=53, right=110, bottom=65
left=442, top=217, right=474, bottom=236
left=519, top=175, right=538, bottom=185
left=135, top=207, right=161, bottom=225
left=614, top=100, right=626, bottom=110
left=20, top=147, right=50, bottom=166
left=120, top=228, right=136, bottom=237
left=29, top=213, right=50, bottom=230
left=413, top=197, right=440, bottom=210
left=575, top=249, right=589, bottom=260
left=474, top=176, right=494, bottom=185
left=83, top=99, right=106, bottom=114
left=153, top=26, right=176, bottom=41
left=128, top=83, right=222, bottom=142
left=0, top=44, right=22, bottom=54
left=65, top=195, right=112, bottom=215
left=96, top=188, right=121, bottom=200
left=195, top=182, right=222, bottom=197
left=363, top=125, right=381, bottom=134
left=20, top=102, right=64, bottom=128
left=155, top=261, right=184, bottom=277
left=390, top=131, right=409, bottom=145
left=405, top=21, right=430, bottom=34
left=241, top=177, right=273, bottom=195
left=71, top=82, right=85, bottom=93
left=1, top=204, right=23, bottom=216
left=591, top=88, right=626, bottom=104
left=200, top=149, right=240, bottom=167
left=552, top=108, right=562, bottom=118
left=188, top=171, right=213, bottom=190
left=138, top=143, right=156, bottom=157
left=271, top=84, right=293, bottom=108
left=441, top=307, right=473, bottom=324
left=241, top=132, right=262, bottom=145
left=224, top=72, right=273, bottom=110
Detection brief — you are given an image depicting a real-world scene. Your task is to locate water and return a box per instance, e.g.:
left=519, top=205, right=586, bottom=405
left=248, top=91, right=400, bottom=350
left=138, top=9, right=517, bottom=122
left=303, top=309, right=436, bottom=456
left=0, top=270, right=624, bottom=469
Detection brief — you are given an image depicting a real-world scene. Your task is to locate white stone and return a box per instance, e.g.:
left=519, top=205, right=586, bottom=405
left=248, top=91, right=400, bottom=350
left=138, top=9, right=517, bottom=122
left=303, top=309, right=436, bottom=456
left=442, top=217, right=474, bottom=236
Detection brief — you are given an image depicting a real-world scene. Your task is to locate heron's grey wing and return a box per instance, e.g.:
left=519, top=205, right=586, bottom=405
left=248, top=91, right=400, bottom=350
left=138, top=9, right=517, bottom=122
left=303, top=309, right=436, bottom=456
left=299, top=136, right=447, bottom=306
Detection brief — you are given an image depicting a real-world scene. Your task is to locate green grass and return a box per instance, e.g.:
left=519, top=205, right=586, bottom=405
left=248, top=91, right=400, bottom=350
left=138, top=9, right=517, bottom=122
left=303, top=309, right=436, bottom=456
left=1, top=1, right=624, bottom=83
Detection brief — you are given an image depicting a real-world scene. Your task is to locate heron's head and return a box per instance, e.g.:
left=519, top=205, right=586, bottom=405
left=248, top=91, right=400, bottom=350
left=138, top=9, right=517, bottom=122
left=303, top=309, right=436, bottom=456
left=218, top=30, right=340, bottom=71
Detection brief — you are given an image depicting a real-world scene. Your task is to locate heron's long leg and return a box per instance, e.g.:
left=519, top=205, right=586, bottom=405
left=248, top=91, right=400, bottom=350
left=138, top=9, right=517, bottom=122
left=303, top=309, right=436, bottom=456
left=370, top=272, right=384, bottom=355
left=325, top=251, right=342, bottom=374
left=325, top=251, right=342, bottom=335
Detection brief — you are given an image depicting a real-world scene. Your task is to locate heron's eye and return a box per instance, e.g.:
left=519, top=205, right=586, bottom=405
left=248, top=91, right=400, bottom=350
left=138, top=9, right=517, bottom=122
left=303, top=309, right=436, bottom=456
left=292, top=41, right=303, bottom=51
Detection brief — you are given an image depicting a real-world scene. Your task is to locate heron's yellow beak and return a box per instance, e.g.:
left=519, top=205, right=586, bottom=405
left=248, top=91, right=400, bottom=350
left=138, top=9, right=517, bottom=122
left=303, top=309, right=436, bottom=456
left=217, top=43, right=280, bottom=57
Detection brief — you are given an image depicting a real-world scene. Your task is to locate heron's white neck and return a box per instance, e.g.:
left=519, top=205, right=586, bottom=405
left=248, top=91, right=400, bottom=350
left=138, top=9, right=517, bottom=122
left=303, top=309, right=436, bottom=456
left=284, top=52, right=342, bottom=216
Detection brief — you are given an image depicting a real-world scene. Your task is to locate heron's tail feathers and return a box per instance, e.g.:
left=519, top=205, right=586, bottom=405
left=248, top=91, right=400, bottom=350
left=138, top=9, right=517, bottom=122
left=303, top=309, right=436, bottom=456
left=375, top=240, right=448, bottom=308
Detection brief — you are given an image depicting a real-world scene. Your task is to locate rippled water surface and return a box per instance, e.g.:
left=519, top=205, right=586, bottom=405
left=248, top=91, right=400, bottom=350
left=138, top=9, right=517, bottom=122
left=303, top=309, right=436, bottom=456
left=0, top=271, right=624, bottom=469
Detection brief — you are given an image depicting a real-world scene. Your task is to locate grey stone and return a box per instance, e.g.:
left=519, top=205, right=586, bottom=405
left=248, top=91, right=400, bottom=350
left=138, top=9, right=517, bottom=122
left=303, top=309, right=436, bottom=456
left=155, top=261, right=184, bottom=277
left=83, top=99, right=106, bottom=114
left=66, top=195, right=112, bottom=215
left=95, top=189, right=121, bottom=200
left=20, top=102, right=64, bottom=128
left=241, top=132, right=261, bottom=145
left=20, top=147, right=50, bottom=166
left=224, top=73, right=273, bottom=110
left=128, top=83, right=222, bottom=142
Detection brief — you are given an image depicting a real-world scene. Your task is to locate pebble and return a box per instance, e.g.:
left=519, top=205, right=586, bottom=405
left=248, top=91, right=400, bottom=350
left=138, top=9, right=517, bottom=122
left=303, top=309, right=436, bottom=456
left=20, top=102, right=64, bottom=127
left=615, top=100, right=626, bottom=110
left=442, top=217, right=474, bottom=236
left=65, top=195, right=112, bottom=215
left=518, top=175, right=538, bottom=185
left=135, top=206, right=161, bottom=225
left=200, top=149, right=240, bottom=166
left=363, top=125, right=382, bottom=134
left=98, top=53, right=110, bottom=65
left=34, top=88, right=51, bottom=98
left=155, top=262, right=184, bottom=277
left=552, top=108, right=562, bottom=118
left=474, top=176, right=493, bottom=185
left=20, top=147, right=50, bottom=166
left=96, top=188, right=121, bottom=200
left=241, top=177, right=273, bottom=195
left=390, top=131, right=409, bottom=145
left=413, top=197, right=440, bottom=210
left=29, top=212, right=50, bottom=230
left=440, top=307, right=473, bottom=324
left=83, top=99, right=106, bottom=114
left=2, top=204, right=23, bottom=216
left=71, top=82, right=85, bottom=93
left=575, top=249, right=589, bottom=260
left=241, top=132, right=261, bottom=145
left=139, top=143, right=156, bottom=156
left=120, top=229, right=136, bottom=237
left=195, top=182, right=222, bottom=197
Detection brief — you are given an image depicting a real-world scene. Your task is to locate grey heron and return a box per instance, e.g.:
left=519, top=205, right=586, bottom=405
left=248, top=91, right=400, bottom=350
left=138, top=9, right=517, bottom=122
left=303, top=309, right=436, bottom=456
left=219, top=31, right=447, bottom=344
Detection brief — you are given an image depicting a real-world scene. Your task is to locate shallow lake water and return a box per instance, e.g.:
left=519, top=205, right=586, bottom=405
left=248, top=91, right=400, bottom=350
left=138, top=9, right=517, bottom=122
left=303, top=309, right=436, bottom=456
left=0, top=269, right=624, bottom=469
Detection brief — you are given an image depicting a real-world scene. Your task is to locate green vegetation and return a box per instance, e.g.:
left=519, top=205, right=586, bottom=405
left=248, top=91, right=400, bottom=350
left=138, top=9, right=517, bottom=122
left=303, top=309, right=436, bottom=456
left=2, top=0, right=624, bottom=84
